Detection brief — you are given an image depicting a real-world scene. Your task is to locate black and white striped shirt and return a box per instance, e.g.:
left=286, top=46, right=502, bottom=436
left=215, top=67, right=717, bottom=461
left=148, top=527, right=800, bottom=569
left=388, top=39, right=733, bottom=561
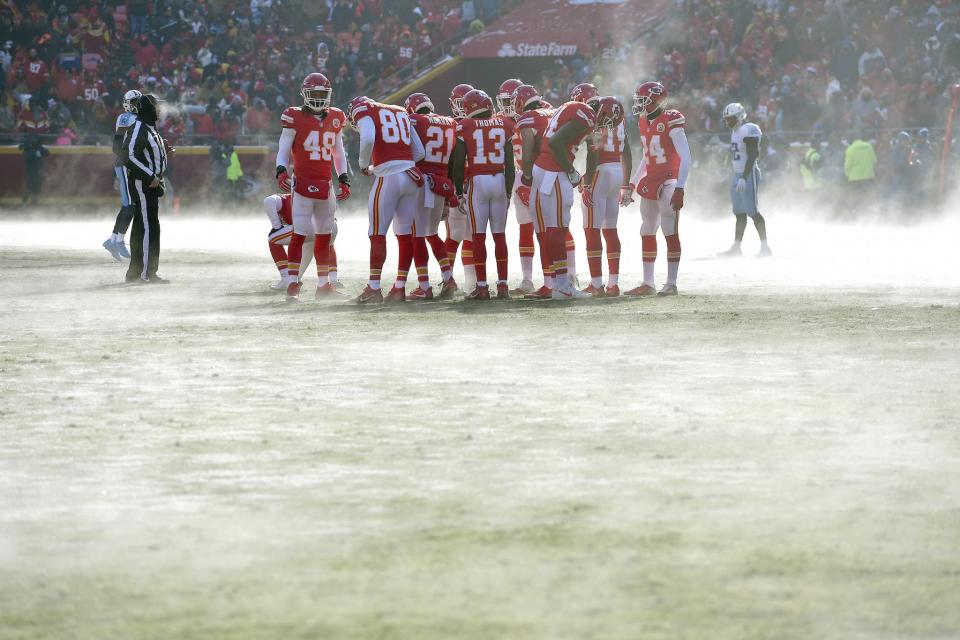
left=124, top=120, right=167, bottom=183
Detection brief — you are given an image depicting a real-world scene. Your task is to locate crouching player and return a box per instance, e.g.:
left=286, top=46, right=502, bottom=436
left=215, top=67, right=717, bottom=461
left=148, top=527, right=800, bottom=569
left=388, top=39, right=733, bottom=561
left=275, top=73, right=351, bottom=300
left=449, top=89, right=515, bottom=300
left=405, top=92, right=459, bottom=300
left=620, top=81, right=690, bottom=296
left=264, top=192, right=341, bottom=289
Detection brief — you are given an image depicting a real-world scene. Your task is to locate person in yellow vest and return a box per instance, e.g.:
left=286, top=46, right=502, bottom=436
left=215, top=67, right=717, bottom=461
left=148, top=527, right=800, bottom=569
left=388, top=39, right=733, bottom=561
left=844, top=131, right=877, bottom=194
left=226, top=143, right=244, bottom=199
left=800, top=136, right=824, bottom=190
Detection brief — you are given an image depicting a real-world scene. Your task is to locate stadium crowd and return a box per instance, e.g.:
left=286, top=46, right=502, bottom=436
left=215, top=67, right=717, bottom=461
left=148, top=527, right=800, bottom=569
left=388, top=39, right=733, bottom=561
left=1, top=0, right=514, bottom=143
left=527, top=0, right=959, bottom=198
left=2, top=0, right=958, bottom=202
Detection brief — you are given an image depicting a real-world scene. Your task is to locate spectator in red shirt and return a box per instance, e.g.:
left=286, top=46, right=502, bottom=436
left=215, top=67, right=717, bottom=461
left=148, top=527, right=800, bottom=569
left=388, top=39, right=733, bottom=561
left=17, top=99, right=50, bottom=134
left=25, top=48, right=49, bottom=92
left=243, top=97, right=271, bottom=135
left=132, top=34, right=159, bottom=69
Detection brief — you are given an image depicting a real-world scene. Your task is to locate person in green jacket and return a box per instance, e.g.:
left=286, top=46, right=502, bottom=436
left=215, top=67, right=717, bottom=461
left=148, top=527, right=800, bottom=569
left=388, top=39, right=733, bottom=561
left=800, top=136, right=824, bottom=190
left=226, top=144, right=244, bottom=199
left=844, top=133, right=877, bottom=190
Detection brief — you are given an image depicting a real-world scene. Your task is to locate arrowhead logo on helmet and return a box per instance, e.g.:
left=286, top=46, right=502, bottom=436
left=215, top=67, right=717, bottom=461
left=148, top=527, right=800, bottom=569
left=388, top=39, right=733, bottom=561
left=594, top=96, right=624, bottom=129
left=347, top=95, right=373, bottom=129
left=633, top=81, right=667, bottom=117
left=570, top=83, right=600, bottom=109
left=462, top=89, right=494, bottom=119
left=496, top=78, right=523, bottom=117
left=404, top=92, right=435, bottom=115
left=449, top=84, right=474, bottom=118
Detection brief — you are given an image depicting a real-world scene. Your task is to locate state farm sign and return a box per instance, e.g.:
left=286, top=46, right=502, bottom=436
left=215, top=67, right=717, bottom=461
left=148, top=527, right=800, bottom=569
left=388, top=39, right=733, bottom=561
left=497, top=42, right=579, bottom=57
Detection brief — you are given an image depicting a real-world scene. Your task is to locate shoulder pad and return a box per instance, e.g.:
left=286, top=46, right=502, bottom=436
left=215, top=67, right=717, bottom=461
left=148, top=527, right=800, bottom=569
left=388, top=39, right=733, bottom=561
left=665, top=110, right=686, bottom=127
left=116, top=113, right=137, bottom=129
left=745, top=122, right=762, bottom=137
left=326, top=108, right=346, bottom=130
left=574, top=106, right=596, bottom=126
left=280, top=107, right=298, bottom=127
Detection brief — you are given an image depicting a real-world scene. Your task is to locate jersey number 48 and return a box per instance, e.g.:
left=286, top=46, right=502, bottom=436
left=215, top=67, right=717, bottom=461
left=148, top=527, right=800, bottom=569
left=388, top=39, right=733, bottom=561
left=304, top=130, right=336, bottom=161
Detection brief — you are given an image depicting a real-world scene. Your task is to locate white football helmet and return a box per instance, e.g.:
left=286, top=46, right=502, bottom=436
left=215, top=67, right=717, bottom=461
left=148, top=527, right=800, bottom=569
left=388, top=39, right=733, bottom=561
left=123, top=89, right=142, bottom=113
left=722, top=102, right=746, bottom=129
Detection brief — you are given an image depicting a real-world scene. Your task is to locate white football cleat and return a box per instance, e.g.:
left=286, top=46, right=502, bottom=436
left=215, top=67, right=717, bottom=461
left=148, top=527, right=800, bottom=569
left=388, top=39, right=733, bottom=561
left=756, top=245, right=773, bottom=257
left=511, top=279, right=536, bottom=295
left=718, top=245, right=742, bottom=257
left=551, top=286, right=573, bottom=300
left=570, top=285, right=591, bottom=298
left=658, top=283, right=678, bottom=296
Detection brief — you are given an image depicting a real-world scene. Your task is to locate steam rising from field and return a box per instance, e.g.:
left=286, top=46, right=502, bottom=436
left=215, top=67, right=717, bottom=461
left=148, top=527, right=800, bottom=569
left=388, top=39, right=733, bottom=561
left=1, top=185, right=958, bottom=638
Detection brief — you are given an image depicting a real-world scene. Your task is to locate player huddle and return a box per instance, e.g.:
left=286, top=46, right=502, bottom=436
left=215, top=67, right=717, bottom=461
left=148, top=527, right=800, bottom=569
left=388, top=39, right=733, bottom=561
left=265, top=73, right=769, bottom=302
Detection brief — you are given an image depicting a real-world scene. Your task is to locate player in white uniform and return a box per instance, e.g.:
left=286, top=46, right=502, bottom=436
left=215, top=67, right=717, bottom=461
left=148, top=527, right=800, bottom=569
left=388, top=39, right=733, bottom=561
left=719, top=103, right=771, bottom=257
left=102, top=89, right=142, bottom=261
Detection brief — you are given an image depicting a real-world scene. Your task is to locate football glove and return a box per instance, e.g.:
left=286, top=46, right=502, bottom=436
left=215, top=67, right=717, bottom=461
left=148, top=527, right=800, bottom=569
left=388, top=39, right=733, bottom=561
left=336, top=173, right=351, bottom=201
left=619, top=184, right=635, bottom=207
left=361, top=165, right=373, bottom=177
left=520, top=173, right=533, bottom=187
left=735, top=177, right=747, bottom=193
left=566, top=168, right=582, bottom=187
left=276, top=166, right=292, bottom=192
left=457, top=194, right=467, bottom=215
left=580, top=183, right=594, bottom=207
left=516, top=184, right=531, bottom=207
left=670, top=187, right=685, bottom=212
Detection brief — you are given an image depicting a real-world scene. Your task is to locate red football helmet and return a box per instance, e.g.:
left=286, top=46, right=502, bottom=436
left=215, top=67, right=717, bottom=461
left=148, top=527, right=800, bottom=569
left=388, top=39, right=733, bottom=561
left=301, top=72, right=332, bottom=111
left=404, top=92, right=434, bottom=115
left=633, top=81, right=667, bottom=116
left=511, top=84, right=541, bottom=115
left=594, top=96, right=624, bottom=129
left=347, top=95, right=373, bottom=129
left=462, top=89, right=494, bottom=118
left=496, top=78, right=523, bottom=116
left=540, top=99, right=554, bottom=109
left=449, top=83, right=474, bottom=118
left=570, top=82, right=600, bottom=106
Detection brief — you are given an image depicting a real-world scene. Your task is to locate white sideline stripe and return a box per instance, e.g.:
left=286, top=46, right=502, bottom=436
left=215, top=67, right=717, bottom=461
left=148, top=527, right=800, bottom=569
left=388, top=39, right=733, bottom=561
left=134, top=179, right=150, bottom=280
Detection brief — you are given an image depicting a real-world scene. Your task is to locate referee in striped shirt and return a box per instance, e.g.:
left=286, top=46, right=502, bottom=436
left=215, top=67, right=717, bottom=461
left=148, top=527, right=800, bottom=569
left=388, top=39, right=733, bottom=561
left=123, top=94, right=169, bottom=283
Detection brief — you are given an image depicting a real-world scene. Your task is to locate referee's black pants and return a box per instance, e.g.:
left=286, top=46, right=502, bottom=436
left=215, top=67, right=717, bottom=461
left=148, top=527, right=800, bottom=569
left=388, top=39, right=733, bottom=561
left=126, top=178, right=162, bottom=282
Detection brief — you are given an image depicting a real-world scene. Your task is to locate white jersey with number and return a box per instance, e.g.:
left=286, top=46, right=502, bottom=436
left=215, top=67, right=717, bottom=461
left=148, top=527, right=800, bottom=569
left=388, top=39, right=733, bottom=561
left=730, top=122, right=762, bottom=175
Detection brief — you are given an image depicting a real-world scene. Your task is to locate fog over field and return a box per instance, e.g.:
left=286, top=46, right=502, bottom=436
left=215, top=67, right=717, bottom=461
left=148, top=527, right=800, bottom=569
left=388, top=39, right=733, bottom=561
left=0, top=196, right=958, bottom=639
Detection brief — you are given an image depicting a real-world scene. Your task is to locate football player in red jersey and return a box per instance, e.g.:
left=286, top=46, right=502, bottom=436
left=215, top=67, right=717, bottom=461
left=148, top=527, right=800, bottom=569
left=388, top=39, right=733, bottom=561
left=498, top=79, right=536, bottom=294
left=275, top=73, right=350, bottom=300
left=264, top=192, right=341, bottom=290
left=514, top=85, right=557, bottom=297
left=620, top=81, right=691, bottom=297
left=404, top=92, right=459, bottom=300
left=512, top=84, right=556, bottom=294
left=562, top=83, right=605, bottom=282
left=580, top=96, right=631, bottom=297
left=528, top=99, right=597, bottom=299
left=449, top=89, right=516, bottom=300
left=348, top=95, right=425, bottom=304
left=445, top=83, right=477, bottom=293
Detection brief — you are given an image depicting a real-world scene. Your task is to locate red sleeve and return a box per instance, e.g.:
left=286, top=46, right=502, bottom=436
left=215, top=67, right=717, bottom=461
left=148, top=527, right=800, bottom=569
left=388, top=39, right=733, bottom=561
left=280, top=107, right=297, bottom=129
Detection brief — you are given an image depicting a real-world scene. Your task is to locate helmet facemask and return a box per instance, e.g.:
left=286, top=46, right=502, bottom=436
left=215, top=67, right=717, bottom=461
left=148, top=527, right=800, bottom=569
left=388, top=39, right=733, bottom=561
left=302, top=86, right=331, bottom=111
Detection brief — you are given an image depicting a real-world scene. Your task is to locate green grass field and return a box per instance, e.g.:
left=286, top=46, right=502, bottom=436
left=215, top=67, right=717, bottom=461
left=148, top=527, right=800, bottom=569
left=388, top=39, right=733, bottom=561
left=1, top=215, right=958, bottom=639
